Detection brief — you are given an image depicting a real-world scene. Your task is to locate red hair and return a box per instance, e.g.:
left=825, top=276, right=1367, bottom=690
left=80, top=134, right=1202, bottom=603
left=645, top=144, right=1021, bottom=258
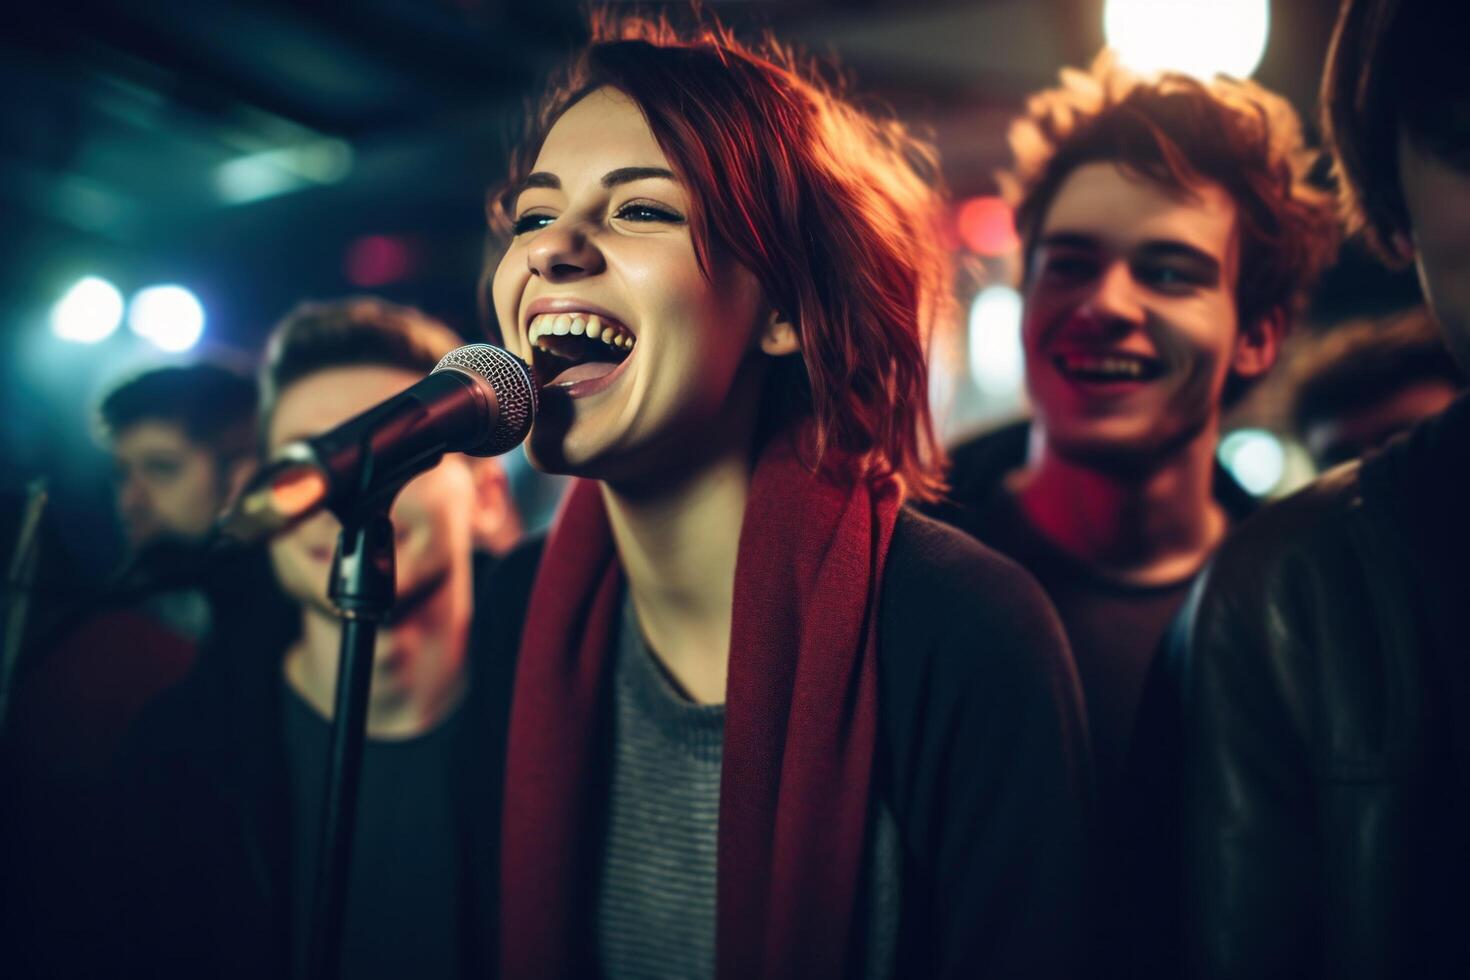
left=490, top=13, right=952, bottom=501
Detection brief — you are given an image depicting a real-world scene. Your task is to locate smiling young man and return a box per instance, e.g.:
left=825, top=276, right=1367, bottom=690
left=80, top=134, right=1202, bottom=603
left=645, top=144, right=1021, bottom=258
left=107, top=298, right=521, bottom=980
left=1179, top=2, right=1470, bottom=975
left=925, top=59, right=1338, bottom=977
left=932, top=58, right=1338, bottom=801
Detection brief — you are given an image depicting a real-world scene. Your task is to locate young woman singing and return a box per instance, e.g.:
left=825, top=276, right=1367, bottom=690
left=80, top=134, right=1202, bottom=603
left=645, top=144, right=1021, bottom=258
left=479, top=16, right=1089, bottom=979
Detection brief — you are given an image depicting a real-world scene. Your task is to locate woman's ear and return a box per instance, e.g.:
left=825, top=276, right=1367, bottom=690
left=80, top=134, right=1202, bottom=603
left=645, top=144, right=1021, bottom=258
left=759, top=309, right=801, bottom=357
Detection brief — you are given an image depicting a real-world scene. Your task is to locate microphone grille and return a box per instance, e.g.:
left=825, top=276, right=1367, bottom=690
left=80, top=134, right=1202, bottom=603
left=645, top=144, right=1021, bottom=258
left=433, top=344, right=537, bottom=456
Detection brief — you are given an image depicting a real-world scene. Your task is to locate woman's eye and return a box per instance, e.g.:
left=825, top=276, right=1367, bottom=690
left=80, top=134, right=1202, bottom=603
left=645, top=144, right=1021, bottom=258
left=613, top=202, right=684, bottom=224
left=512, top=213, right=555, bottom=236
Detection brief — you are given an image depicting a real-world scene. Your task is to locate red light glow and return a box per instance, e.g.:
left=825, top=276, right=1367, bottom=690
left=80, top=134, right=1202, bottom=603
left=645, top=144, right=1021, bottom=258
left=956, top=197, right=1019, bottom=257
left=344, top=235, right=413, bottom=287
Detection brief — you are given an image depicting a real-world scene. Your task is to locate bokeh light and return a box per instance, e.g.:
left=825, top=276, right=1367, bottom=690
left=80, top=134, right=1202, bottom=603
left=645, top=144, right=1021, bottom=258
left=1218, top=427, right=1286, bottom=497
left=50, top=276, right=124, bottom=344
left=1105, top=0, right=1270, bottom=80
left=344, top=234, right=413, bottom=287
left=967, top=285, right=1026, bottom=402
left=956, top=197, right=1020, bottom=257
left=128, top=284, right=206, bottom=352
left=214, top=138, right=354, bottom=205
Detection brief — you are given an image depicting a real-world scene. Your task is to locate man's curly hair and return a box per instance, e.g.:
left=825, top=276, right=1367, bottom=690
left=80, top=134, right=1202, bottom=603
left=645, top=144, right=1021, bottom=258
left=1000, top=52, right=1340, bottom=333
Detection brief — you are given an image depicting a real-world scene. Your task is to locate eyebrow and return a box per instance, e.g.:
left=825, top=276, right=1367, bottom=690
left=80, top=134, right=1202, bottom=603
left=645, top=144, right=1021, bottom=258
left=517, top=166, right=678, bottom=197
left=601, top=166, right=677, bottom=187
left=1135, top=240, right=1222, bottom=276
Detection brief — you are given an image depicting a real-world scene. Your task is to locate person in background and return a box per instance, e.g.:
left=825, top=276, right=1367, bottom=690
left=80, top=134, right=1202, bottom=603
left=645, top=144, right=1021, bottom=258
left=924, top=53, right=1339, bottom=976
left=9, top=364, right=257, bottom=745
left=1, top=364, right=264, bottom=978
left=107, top=297, right=520, bottom=979
left=6, top=364, right=261, bottom=764
left=102, top=364, right=258, bottom=559
left=1179, top=1, right=1470, bottom=976
left=1288, top=306, right=1463, bottom=471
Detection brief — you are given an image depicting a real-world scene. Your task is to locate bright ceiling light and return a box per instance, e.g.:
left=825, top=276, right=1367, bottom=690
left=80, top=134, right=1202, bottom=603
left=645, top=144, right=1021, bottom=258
left=50, top=276, right=124, bottom=343
left=1218, top=428, right=1286, bottom=497
left=967, top=285, right=1026, bottom=402
left=1105, top=0, right=1270, bottom=80
left=129, top=285, right=206, bottom=353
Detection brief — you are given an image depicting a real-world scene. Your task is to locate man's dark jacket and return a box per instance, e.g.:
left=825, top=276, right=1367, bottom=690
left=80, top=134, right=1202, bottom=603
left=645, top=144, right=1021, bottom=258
left=1179, top=393, right=1470, bottom=978
left=923, top=418, right=1257, bottom=980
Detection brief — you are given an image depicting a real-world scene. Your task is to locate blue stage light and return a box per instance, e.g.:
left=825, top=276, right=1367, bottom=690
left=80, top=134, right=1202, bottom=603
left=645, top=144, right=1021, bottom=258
left=129, top=284, right=205, bottom=352
left=50, top=276, right=124, bottom=344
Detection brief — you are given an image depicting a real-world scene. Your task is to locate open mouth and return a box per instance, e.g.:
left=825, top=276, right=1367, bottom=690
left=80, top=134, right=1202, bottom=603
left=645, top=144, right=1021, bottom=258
left=1051, top=351, right=1164, bottom=384
left=527, top=312, right=636, bottom=390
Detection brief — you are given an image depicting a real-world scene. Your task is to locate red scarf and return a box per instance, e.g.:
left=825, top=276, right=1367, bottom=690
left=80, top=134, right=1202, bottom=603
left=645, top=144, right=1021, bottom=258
left=498, top=432, right=900, bottom=978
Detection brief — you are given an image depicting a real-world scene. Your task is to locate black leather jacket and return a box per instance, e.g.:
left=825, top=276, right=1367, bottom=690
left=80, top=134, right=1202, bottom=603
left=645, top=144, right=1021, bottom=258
left=1179, top=394, right=1470, bottom=979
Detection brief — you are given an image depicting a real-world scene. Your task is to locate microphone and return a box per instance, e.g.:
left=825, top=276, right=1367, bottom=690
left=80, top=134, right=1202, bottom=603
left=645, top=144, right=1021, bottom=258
left=220, top=344, right=536, bottom=543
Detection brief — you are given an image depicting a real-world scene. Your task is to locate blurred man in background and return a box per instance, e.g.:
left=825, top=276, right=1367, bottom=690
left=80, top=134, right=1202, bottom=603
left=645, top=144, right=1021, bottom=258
left=102, top=364, right=258, bottom=559
left=1180, top=1, right=1470, bottom=976
left=109, top=298, right=520, bottom=980
left=926, top=54, right=1339, bottom=977
left=1288, top=306, right=1463, bottom=471
left=932, top=55, right=1337, bottom=808
left=2, top=364, right=265, bottom=978
left=86, top=364, right=262, bottom=653
left=4, top=364, right=260, bottom=768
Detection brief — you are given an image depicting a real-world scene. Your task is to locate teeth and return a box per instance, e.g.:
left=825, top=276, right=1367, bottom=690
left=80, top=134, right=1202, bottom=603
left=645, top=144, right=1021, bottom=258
left=528, top=312, right=634, bottom=352
left=1062, top=354, right=1149, bottom=378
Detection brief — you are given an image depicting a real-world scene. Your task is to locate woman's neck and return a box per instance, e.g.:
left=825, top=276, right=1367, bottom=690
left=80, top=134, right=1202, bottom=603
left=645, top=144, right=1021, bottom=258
left=603, top=446, right=752, bottom=705
left=1012, top=421, right=1227, bottom=586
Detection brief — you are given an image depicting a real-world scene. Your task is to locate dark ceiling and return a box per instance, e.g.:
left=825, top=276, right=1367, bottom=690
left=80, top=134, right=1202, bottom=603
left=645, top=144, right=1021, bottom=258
left=4, top=0, right=1389, bottom=348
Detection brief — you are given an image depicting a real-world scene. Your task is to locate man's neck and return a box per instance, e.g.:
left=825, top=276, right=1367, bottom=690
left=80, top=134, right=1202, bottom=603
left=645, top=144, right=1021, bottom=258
left=284, top=580, right=470, bottom=739
left=603, top=446, right=752, bottom=706
left=1012, top=422, right=1228, bottom=586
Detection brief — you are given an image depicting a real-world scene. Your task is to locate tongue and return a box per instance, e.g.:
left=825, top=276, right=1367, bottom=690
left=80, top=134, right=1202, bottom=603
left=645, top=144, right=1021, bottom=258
left=548, top=360, right=620, bottom=387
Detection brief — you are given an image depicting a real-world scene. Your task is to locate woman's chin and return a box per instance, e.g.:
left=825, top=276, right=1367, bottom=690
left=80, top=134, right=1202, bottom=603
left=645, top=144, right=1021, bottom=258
left=526, top=423, right=605, bottom=480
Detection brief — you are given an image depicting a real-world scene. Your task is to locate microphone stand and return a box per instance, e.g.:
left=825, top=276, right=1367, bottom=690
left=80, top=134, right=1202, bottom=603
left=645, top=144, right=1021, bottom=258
left=305, top=496, right=399, bottom=980
left=0, top=478, right=48, bottom=737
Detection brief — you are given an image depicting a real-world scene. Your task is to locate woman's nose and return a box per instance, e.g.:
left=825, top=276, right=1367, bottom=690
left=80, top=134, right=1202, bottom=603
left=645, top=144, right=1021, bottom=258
left=526, top=221, right=605, bottom=281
